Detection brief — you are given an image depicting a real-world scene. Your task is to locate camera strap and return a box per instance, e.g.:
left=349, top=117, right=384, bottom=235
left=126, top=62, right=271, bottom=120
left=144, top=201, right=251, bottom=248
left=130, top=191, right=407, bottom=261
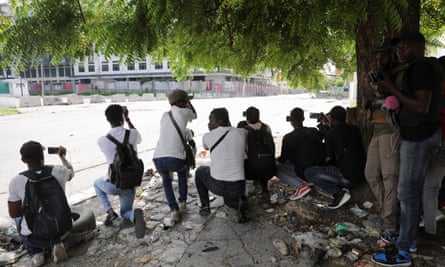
left=210, top=130, right=230, bottom=152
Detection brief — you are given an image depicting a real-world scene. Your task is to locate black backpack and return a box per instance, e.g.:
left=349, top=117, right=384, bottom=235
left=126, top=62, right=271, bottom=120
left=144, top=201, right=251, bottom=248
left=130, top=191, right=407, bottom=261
left=244, top=124, right=276, bottom=177
left=107, top=129, right=144, bottom=189
left=22, top=166, right=72, bottom=248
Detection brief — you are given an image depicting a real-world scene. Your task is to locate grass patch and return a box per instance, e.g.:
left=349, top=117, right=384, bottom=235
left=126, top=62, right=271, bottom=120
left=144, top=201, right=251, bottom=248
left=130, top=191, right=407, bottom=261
left=0, top=106, right=19, bottom=115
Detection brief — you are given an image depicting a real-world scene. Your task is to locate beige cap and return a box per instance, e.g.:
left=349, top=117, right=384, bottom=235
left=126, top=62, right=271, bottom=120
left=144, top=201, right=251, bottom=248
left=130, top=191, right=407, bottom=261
left=168, top=89, right=193, bottom=105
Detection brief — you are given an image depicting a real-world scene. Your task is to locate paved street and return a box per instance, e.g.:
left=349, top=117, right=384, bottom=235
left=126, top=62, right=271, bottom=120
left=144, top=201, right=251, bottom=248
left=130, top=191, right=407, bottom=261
left=0, top=94, right=348, bottom=217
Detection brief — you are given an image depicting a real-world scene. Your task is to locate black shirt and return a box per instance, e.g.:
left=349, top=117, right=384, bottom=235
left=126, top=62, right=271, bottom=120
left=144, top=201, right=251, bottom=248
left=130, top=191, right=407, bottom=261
left=277, top=127, right=325, bottom=178
left=325, top=123, right=366, bottom=185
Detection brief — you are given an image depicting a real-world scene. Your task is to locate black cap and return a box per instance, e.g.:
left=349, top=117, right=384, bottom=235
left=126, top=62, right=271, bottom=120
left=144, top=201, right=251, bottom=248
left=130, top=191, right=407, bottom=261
left=20, top=141, right=44, bottom=159
left=391, top=31, right=425, bottom=45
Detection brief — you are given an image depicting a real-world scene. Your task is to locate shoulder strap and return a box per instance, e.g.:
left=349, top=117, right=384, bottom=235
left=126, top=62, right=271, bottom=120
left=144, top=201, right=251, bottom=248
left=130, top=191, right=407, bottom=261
left=210, top=130, right=230, bottom=152
left=21, top=166, right=54, bottom=182
left=106, top=130, right=130, bottom=145
left=168, top=111, right=187, bottom=147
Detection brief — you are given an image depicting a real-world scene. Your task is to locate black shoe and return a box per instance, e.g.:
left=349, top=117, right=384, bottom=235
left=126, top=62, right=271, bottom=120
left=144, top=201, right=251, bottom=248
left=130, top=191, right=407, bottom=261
left=327, top=189, right=351, bottom=209
left=237, top=200, right=248, bottom=223
left=199, top=205, right=210, bottom=216
left=104, top=210, right=118, bottom=226
left=134, top=208, right=146, bottom=239
left=418, top=227, right=437, bottom=242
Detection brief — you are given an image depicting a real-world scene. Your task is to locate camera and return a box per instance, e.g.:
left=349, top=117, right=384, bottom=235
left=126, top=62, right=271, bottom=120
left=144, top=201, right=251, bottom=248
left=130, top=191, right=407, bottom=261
left=242, top=111, right=246, bottom=117
left=309, top=112, right=322, bottom=120
left=286, top=116, right=291, bottom=121
left=365, top=98, right=386, bottom=111
left=47, top=147, right=59, bottom=154
left=368, top=69, right=385, bottom=83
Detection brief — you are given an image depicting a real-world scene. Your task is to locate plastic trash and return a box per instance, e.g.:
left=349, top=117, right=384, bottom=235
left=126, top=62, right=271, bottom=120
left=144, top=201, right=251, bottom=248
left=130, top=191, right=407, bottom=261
left=326, top=247, right=342, bottom=258
left=350, top=204, right=368, bottom=218
left=291, top=231, right=329, bottom=250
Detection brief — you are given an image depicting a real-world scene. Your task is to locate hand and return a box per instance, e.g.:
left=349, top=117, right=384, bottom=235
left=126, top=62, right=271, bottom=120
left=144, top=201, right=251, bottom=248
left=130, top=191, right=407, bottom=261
left=122, top=106, right=129, bottom=120
left=58, top=146, right=67, bottom=157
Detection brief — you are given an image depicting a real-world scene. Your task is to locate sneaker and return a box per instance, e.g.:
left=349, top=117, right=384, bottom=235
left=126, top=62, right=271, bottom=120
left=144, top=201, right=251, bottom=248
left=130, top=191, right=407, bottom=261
left=372, top=249, right=412, bottom=266
left=199, top=205, right=210, bottom=216
left=409, top=240, right=417, bottom=253
left=104, top=210, right=118, bottom=226
left=31, top=253, right=45, bottom=267
left=237, top=199, right=248, bottom=223
left=289, top=182, right=311, bottom=200
left=437, top=209, right=445, bottom=221
left=179, top=201, right=187, bottom=212
left=171, top=210, right=181, bottom=222
left=52, top=242, right=68, bottom=263
left=327, top=189, right=351, bottom=209
left=380, top=232, right=397, bottom=245
left=417, top=227, right=437, bottom=241
left=134, top=208, right=146, bottom=239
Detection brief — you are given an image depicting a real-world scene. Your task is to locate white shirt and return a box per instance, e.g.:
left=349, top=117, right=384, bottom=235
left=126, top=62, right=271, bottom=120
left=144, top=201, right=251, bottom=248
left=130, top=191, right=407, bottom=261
left=98, top=126, right=142, bottom=178
left=203, top=126, right=246, bottom=182
left=153, top=105, right=196, bottom=159
left=8, top=165, right=74, bottom=236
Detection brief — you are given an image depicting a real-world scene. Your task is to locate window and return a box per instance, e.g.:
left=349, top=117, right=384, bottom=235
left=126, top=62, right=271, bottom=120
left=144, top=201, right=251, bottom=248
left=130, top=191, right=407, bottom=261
left=102, top=63, right=109, bottom=72
left=65, top=67, right=72, bottom=77
left=78, top=65, right=85, bottom=73
left=155, top=62, right=163, bottom=70
left=31, top=69, right=36, bottom=78
left=59, top=66, right=65, bottom=77
left=127, top=63, right=135, bottom=71
left=167, top=61, right=171, bottom=69
left=112, top=61, right=120, bottom=71
left=88, top=63, right=95, bottom=72
left=138, top=62, right=147, bottom=70
left=50, top=67, right=57, bottom=77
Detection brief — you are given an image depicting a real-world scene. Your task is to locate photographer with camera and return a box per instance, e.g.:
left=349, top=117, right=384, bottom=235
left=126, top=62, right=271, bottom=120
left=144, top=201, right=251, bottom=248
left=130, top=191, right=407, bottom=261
left=8, top=141, right=74, bottom=266
left=304, top=106, right=366, bottom=209
left=275, top=107, right=325, bottom=200
left=364, top=38, right=402, bottom=234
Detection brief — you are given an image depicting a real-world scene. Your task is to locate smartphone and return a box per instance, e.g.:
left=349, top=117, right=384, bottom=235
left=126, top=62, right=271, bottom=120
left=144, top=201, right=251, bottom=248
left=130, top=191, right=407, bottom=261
left=47, top=147, right=59, bottom=154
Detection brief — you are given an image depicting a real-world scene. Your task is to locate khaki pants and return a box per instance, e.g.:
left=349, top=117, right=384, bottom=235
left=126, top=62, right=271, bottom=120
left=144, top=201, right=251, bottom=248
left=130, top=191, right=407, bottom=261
left=365, top=133, right=400, bottom=231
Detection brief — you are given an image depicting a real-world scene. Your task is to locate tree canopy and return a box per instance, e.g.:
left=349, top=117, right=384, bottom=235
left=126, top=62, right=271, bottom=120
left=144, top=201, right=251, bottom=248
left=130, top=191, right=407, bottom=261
left=1, top=0, right=444, bottom=89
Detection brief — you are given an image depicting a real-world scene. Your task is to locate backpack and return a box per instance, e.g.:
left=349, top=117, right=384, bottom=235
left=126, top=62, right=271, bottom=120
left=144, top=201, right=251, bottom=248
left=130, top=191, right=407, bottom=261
left=244, top=124, right=276, bottom=178
left=107, top=129, right=144, bottom=189
left=21, top=166, right=72, bottom=248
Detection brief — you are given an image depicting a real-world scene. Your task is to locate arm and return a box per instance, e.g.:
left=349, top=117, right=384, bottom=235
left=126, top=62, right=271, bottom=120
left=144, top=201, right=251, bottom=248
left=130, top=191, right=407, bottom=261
left=377, top=77, right=431, bottom=115
left=122, top=106, right=136, bottom=129
left=8, top=200, right=22, bottom=218
left=58, top=146, right=74, bottom=180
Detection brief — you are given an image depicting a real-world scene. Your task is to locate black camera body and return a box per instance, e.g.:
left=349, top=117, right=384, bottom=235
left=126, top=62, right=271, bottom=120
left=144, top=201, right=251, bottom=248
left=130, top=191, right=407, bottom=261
left=286, top=116, right=291, bottom=121
left=368, top=69, right=386, bottom=83
left=309, top=112, right=322, bottom=120
left=242, top=111, right=246, bottom=117
left=47, top=147, right=59, bottom=154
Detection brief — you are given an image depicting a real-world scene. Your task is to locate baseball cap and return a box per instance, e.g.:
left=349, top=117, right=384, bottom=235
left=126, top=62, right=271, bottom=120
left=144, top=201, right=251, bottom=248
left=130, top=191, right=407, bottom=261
left=168, top=89, right=193, bottom=105
left=391, top=31, right=425, bottom=45
left=20, top=141, right=44, bottom=159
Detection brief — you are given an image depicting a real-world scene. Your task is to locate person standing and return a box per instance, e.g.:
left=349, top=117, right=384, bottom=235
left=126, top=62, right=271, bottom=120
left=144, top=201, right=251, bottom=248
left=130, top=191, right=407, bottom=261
left=153, top=89, right=197, bottom=224
left=93, top=104, right=145, bottom=238
left=372, top=31, right=443, bottom=266
left=195, top=108, right=248, bottom=223
left=420, top=55, right=445, bottom=240
left=364, top=38, right=402, bottom=233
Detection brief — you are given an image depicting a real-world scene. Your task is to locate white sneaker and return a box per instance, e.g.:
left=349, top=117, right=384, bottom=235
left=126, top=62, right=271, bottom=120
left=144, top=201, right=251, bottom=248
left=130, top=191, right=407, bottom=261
left=31, top=253, right=45, bottom=267
left=52, top=242, right=68, bottom=263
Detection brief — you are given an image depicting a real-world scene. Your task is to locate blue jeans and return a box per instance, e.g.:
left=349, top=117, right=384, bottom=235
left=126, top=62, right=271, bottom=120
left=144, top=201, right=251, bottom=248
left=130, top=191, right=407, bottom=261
left=397, top=129, right=441, bottom=250
left=195, top=166, right=246, bottom=209
left=94, top=177, right=135, bottom=222
left=304, top=165, right=351, bottom=195
left=153, top=157, right=188, bottom=211
left=275, top=162, right=305, bottom=188
left=423, top=140, right=445, bottom=234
